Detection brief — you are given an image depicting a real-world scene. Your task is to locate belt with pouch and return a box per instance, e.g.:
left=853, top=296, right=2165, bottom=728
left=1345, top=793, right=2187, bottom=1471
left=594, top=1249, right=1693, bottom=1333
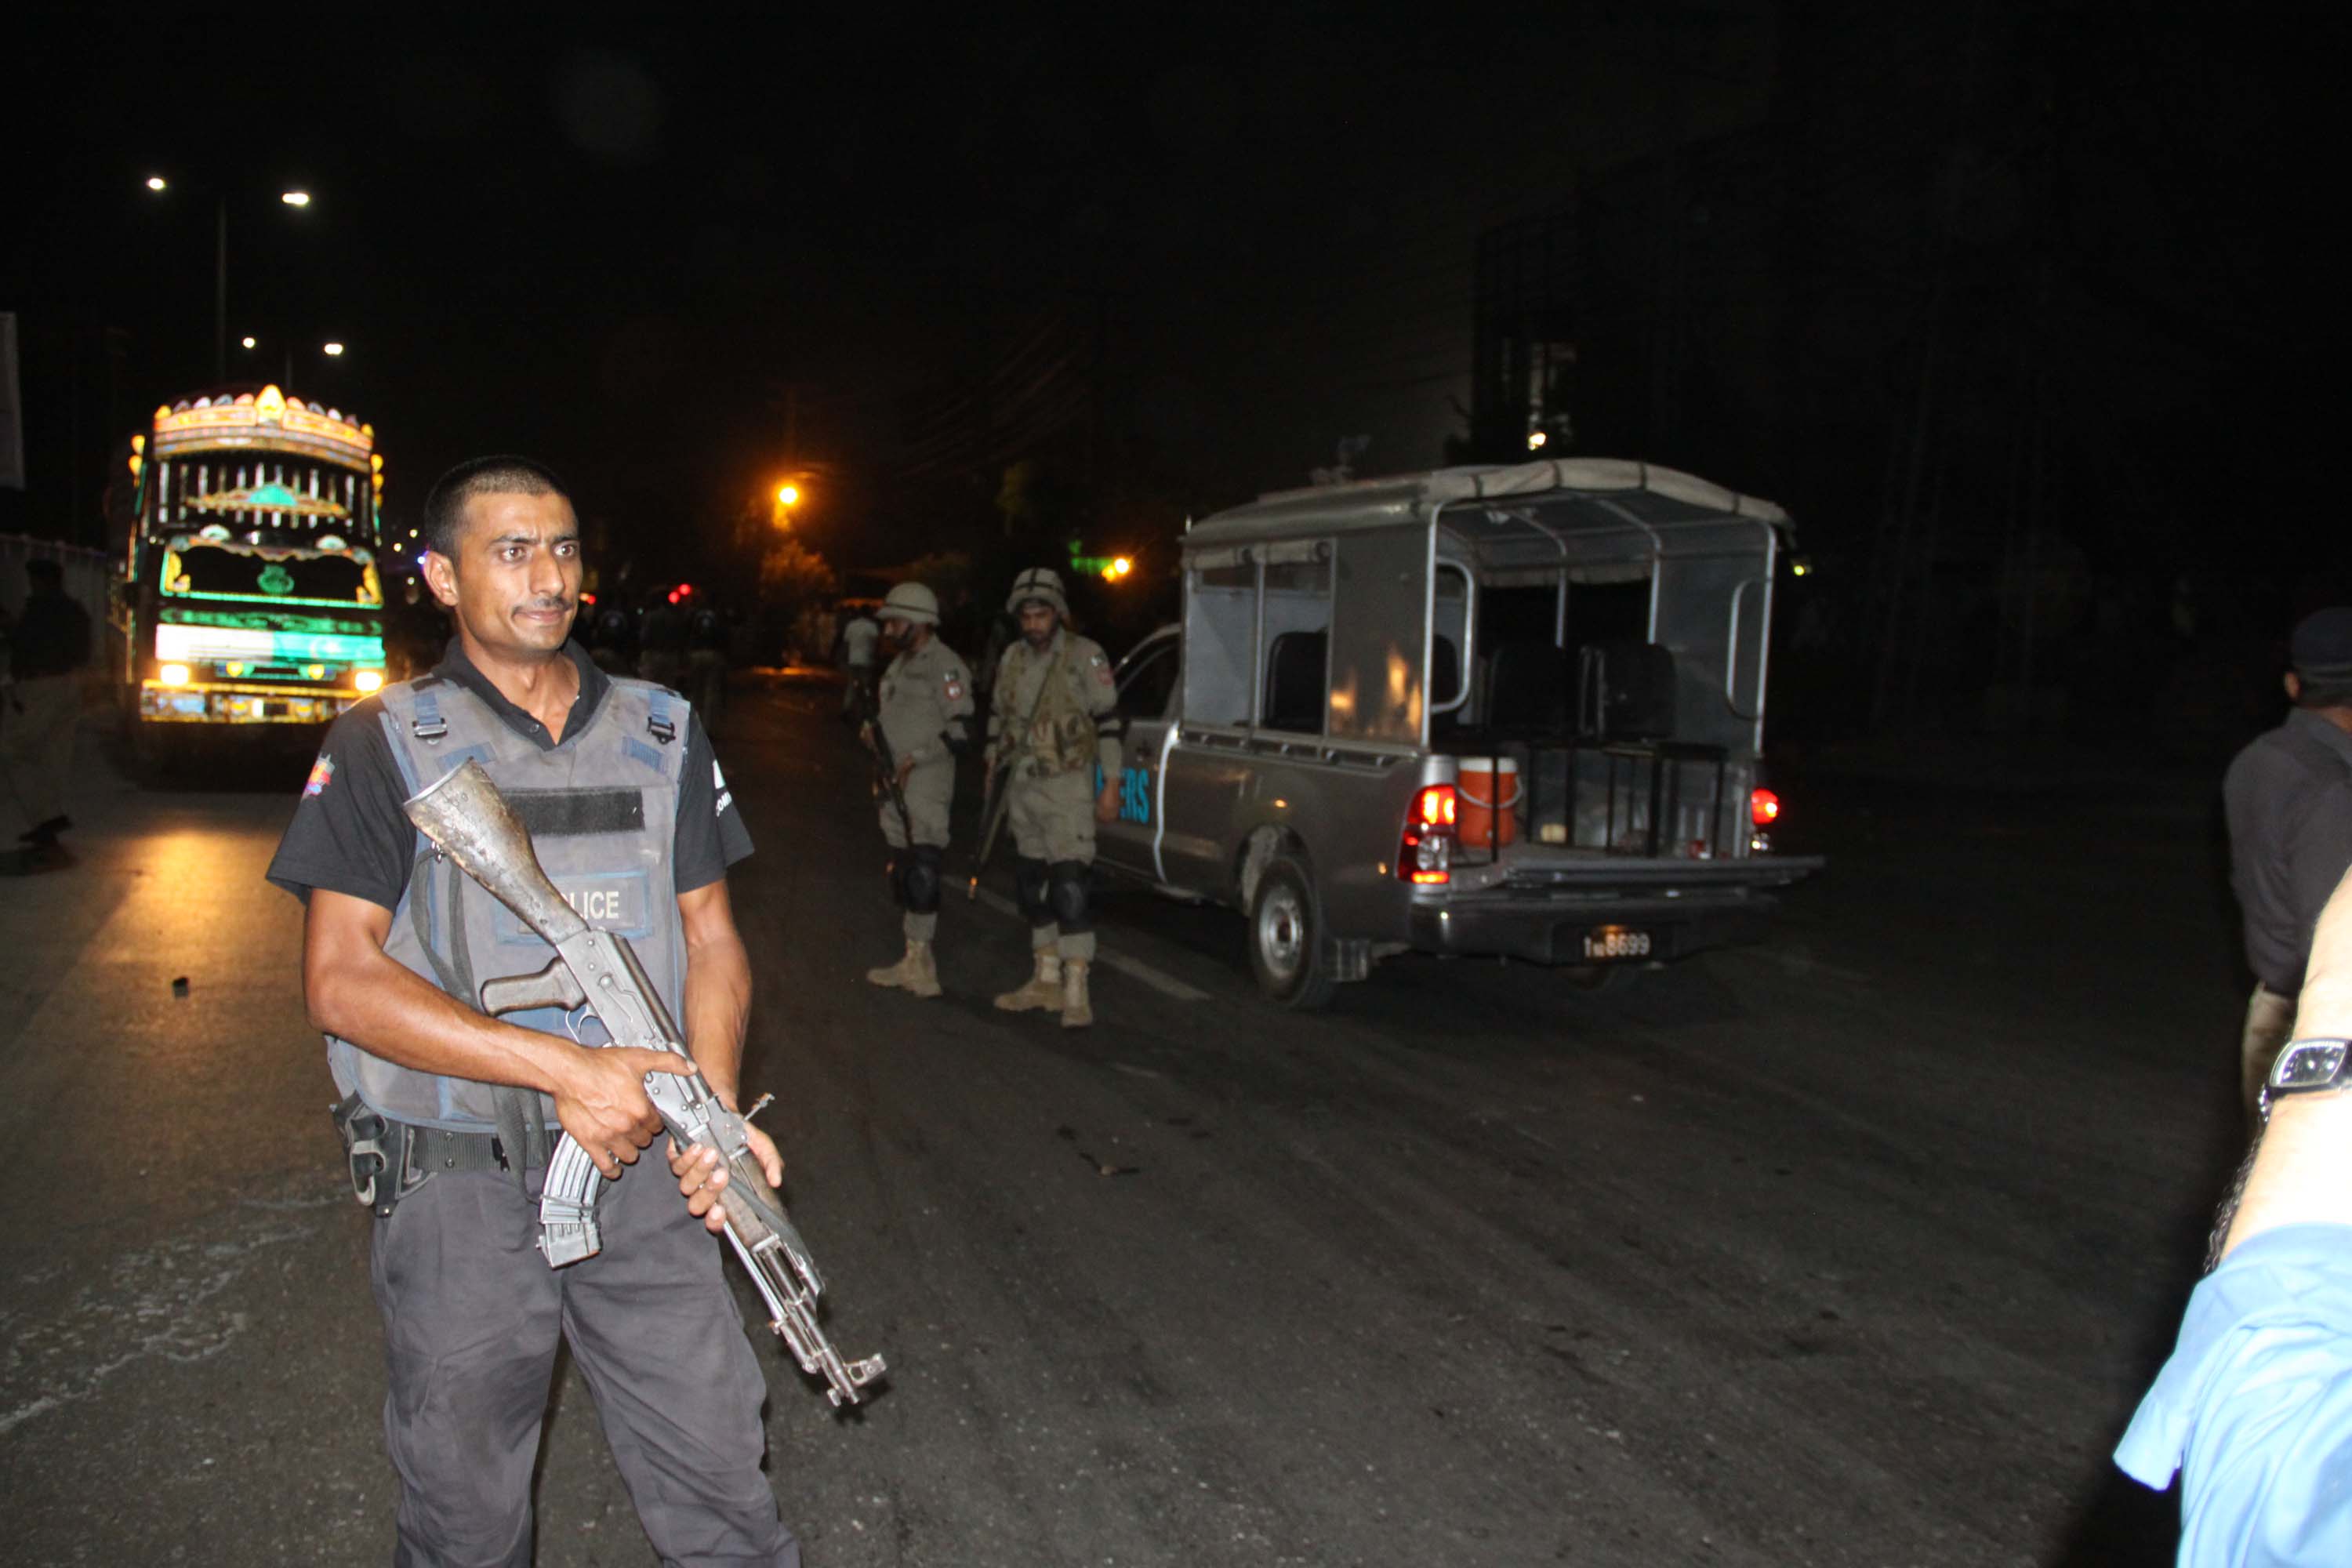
left=330, top=1092, right=545, bottom=1219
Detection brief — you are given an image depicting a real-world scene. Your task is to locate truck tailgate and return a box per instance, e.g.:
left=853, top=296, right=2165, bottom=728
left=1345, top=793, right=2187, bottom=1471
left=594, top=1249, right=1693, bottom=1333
left=1408, top=851, right=1824, bottom=965
left=1448, top=850, right=1824, bottom=896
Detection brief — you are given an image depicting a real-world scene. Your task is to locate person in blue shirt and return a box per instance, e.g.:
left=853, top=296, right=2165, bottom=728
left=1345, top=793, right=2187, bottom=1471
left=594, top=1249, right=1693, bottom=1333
left=2117, top=861, right=2352, bottom=1563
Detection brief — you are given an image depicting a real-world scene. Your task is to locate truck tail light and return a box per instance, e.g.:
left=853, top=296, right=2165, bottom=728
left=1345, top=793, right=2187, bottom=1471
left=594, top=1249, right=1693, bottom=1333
left=1749, top=787, right=1781, bottom=827
left=1400, top=783, right=1457, bottom=885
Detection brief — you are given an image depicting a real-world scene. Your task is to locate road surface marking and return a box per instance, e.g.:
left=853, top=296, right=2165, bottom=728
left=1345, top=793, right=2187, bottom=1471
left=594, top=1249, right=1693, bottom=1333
left=972, top=887, right=1210, bottom=1002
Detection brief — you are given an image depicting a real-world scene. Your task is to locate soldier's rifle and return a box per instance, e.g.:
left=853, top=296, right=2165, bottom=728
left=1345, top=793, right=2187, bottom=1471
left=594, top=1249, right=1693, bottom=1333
left=404, top=760, right=886, bottom=1409
left=852, top=681, right=916, bottom=847
left=966, top=641, right=1065, bottom=899
left=966, top=753, right=1014, bottom=900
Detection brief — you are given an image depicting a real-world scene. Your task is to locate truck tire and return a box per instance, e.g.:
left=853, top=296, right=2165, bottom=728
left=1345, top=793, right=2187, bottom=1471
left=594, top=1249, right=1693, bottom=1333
left=1247, top=855, right=1336, bottom=1010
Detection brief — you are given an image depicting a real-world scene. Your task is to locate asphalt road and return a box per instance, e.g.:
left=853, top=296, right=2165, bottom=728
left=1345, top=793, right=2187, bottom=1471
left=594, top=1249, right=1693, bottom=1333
left=0, top=672, right=2245, bottom=1566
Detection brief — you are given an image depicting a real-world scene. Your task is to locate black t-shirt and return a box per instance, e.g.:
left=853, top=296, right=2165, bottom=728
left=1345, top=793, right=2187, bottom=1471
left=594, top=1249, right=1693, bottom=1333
left=266, top=638, right=751, bottom=910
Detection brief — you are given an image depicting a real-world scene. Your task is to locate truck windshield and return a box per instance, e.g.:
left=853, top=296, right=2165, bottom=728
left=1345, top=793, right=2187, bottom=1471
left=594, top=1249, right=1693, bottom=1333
left=159, top=538, right=383, bottom=607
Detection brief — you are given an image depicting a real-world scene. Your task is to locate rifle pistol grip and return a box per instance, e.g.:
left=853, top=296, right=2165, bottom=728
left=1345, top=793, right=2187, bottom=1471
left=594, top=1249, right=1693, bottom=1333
left=480, top=958, right=590, bottom=1018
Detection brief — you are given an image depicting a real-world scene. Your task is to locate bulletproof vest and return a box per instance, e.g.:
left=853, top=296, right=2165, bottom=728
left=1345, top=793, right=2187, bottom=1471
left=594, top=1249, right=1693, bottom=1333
left=325, top=672, right=691, bottom=1132
left=1005, top=635, right=1095, bottom=776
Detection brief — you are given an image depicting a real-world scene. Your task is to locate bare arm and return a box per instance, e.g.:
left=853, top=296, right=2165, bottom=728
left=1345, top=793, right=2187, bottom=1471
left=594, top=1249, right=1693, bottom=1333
left=667, top=876, right=783, bottom=1227
left=2220, top=863, right=2352, bottom=1258
left=677, top=878, right=753, bottom=1107
left=303, top=888, right=685, bottom=1176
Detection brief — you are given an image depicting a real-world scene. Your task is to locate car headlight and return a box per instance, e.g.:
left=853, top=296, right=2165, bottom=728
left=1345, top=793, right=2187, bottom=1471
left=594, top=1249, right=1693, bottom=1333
left=354, top=669, right=385, bottom=693
left=160, top=663, right=191, bottom=687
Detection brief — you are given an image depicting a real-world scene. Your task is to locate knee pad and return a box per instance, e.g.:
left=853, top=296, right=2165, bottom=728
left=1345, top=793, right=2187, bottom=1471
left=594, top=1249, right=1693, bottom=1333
left=1015, top=856, right=1052, bottom=927
left=903, top=844, right=943, bottom=914
left=1048, top=860, right=1093, bottom=934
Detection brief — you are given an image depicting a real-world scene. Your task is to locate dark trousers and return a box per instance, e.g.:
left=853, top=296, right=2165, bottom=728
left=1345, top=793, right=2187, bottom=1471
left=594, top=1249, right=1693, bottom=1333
left=370, top=1149, right=798, bottom=1567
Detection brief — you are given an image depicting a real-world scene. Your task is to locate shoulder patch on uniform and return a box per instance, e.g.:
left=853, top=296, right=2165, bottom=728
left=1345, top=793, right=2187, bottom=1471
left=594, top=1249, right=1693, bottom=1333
left=303, top=754, right=335, bottom=797
left=713, top=759, right=735, bottom=818
left=1090, top=650, right=1113, bottom=685
left=944, top=670, right=966, bottom=703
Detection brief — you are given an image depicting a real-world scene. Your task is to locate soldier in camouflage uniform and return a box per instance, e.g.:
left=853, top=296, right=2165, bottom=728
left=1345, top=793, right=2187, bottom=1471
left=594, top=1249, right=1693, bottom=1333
left=864, top=582, right=975, bottom=998
left=986, top=568, right=1123, bottom=1027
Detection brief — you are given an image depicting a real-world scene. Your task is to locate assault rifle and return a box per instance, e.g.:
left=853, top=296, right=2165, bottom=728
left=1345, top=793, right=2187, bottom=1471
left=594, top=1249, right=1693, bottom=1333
left=966, top=648, right=1057, bottom=899
left=851, top=681, right=915, bottom=846
left=404, top=759, right=887, bottom=1409
left=966, top=750, right=1014, bottom=900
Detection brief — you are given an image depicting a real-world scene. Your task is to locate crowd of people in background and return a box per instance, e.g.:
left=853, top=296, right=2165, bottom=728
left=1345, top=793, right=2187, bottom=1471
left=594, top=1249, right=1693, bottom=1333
left=391, top=580, right=896, bottom=735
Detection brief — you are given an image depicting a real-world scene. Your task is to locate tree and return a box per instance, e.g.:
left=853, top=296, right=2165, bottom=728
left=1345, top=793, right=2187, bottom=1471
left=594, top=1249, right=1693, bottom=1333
left=760, top=535, right=837, bottom=608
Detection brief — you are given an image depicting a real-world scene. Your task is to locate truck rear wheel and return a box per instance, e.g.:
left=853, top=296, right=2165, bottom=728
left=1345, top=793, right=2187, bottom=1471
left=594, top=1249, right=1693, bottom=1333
left=1248, top=855, right=1336, bottom=1010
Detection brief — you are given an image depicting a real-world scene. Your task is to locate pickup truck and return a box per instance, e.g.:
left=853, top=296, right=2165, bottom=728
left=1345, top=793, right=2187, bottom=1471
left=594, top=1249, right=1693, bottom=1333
left=1092, top=458, right=1822, bottom=1007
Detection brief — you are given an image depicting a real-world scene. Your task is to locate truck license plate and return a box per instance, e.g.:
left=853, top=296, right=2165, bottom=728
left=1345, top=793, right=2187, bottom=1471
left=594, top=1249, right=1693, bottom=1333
left=1581, top=926, right=1652, bottom=962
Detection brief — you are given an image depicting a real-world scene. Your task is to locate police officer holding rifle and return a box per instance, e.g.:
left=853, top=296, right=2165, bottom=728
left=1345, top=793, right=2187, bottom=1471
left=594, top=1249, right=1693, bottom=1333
left=266, top=457, right=800, bottom=1566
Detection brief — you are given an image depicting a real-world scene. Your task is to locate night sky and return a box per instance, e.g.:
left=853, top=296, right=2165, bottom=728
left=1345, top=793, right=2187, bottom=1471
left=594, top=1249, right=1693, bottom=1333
left=7, top=3, right=2340, bottom=713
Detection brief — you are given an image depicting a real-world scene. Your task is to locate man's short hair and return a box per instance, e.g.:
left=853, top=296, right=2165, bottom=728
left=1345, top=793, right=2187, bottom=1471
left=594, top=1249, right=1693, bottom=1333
left=419, top=456, right=569, bottom=561
left=24, top=558, right=63, bottom=589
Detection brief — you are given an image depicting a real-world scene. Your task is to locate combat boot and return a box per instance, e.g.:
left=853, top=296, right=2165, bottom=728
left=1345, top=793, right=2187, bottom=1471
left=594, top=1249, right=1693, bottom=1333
left=1059, top=959, right=1093, bottom=1029
left=994, top=951, right=1062, bottom=1011
left=868, top=940, right=941, bottom=997
left=907, top=939, right=942, bottom=998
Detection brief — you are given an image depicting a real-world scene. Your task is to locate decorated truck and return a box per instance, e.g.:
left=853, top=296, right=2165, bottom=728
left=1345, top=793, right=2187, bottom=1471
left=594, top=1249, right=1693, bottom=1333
left=114, top=383, right=387, bottom=753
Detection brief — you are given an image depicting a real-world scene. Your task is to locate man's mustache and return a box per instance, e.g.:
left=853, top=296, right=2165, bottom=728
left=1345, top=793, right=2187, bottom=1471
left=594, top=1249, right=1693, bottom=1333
left=517, top=597, right=572, bottom=614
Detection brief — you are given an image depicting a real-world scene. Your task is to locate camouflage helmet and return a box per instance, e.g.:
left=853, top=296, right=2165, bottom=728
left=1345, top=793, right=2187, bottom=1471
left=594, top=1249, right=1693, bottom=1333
left=880, top=581, right=940, bottom=627
left=1006, top=566, right=1068, bottom=618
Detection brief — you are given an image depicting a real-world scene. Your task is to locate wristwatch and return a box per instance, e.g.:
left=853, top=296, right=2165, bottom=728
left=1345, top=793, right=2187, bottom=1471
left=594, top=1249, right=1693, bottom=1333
left=2261, top=1039, right=2352, bottom=1121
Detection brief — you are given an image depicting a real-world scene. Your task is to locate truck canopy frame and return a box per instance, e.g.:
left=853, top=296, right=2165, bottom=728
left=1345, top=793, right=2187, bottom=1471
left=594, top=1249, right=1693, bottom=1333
left=1181, top=459, right=1791, bottom=754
